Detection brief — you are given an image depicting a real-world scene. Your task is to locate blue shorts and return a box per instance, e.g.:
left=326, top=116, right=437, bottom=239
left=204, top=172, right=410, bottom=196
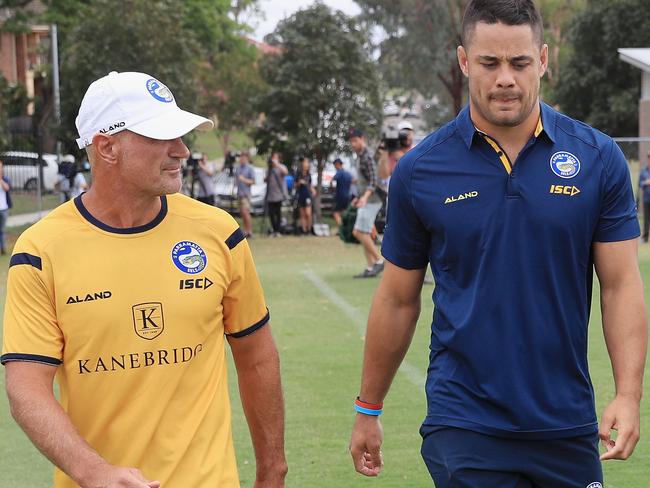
left=421, top=427, right=603, bottom=488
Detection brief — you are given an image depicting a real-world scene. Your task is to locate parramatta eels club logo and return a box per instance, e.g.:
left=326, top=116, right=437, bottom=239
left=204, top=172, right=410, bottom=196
left=172, top=241, right=207, bottom=274
left=550, top=151, right=580, bottom=179
left=132, top=302, right=164, bottom=340
left=146, top=78, right=174, bottom=103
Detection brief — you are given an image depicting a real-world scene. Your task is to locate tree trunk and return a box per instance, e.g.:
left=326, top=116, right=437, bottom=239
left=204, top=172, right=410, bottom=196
left=219, top=132, right=231, bottom=169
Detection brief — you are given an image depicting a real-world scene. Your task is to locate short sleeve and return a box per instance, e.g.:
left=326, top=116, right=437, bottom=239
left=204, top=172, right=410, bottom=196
left=381, top=160, right=430, bottom=269
left=1, top=252, right=63, bottom=366
left=223, top=229, right=269, bottom=338
left=594, top=140, right=640, bottom=242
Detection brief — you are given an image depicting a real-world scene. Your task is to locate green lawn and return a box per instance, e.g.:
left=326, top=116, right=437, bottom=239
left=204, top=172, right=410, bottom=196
left=10, top=193, right=61, bottom=215
left=1, top=222, right=649, bottom=487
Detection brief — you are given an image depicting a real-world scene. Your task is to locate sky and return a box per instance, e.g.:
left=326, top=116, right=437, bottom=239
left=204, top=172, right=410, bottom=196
left=252, top=0, right=362, bottom=41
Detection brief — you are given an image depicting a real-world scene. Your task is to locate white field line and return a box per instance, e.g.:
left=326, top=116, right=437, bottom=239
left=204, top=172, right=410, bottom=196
left=302, top=269, right=426, bottom=387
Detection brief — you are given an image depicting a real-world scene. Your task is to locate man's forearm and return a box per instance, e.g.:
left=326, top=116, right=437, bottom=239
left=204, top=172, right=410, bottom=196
left=359, top=284, right=422, bottom=404
left=232, top=332, right=287, bottom=481
left=601, top=280, right=648, bottom=399
left=7, top=377, right=108, bottom=485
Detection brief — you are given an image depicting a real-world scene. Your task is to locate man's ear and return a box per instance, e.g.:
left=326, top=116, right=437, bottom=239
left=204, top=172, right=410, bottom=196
left=92, top=134, right=120, bottom=166
left=457, top=45, right=469, bottom=77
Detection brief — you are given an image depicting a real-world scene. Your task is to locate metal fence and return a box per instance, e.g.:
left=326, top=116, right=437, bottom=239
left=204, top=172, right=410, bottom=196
left=2, top=122, right=58, bottom=216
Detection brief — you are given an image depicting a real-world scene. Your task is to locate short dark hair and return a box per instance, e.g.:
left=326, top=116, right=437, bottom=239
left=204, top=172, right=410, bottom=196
left=461, top=0, right=543, bottom=47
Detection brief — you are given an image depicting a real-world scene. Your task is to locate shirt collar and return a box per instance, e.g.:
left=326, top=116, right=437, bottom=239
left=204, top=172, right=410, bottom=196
left=457, top=101, right=557, bottom=149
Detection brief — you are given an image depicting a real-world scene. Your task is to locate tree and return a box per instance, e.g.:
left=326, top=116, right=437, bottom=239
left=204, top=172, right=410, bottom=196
left=57, top=0, right=205, bottom=150
left=53, top=0, right=261, bottom=153
left=537, top=0, right=586, bottom=99
left=255, top=3, right=382, bottom=217
left=356, top=0, right=467, bottom=117
left=555, top=0, right=650, bottom=136
left=183, top=0, right=265, bottom=156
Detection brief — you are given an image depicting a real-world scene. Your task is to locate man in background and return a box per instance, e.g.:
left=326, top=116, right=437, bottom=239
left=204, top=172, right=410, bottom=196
left=332, top=157, right=352, bottom=227
left=195, top=153, right=217, bottom=206
left=236, top=150, right=256, bottom=237
left=348, top=128, right=384, bottom=278
left=638, top=150, right=650, bottom=242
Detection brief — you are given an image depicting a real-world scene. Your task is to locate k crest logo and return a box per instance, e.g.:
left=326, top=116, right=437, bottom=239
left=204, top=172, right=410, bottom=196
left=132, top=302, right=165, bottom=340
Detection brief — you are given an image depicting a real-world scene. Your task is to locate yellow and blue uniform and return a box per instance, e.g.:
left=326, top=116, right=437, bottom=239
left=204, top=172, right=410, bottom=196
left=1, top=193, right=269, bottom=487
left=382, top=102, right=638, bottom=485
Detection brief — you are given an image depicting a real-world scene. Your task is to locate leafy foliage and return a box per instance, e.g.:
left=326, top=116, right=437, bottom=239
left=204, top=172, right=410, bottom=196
left=356, top=0, right=467, bottom=116
left=255, top=3, right=382, bottom=162
left=51, top=0, right=262, bottom=153
left=555, top=0, right=650, bottom=136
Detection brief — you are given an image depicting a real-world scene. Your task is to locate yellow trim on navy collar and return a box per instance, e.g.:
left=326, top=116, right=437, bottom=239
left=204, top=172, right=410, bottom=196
left=474, top=117, right=544, bottom=175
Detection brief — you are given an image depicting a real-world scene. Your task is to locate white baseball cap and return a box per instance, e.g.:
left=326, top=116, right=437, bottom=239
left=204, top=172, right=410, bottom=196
left=398, top=120, right=414, bottom=131
left=75, top=71, right=213, bottom=149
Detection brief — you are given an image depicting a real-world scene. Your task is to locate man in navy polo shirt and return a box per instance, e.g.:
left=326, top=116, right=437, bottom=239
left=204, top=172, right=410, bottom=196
left=349, top=1, right=648, bottom=486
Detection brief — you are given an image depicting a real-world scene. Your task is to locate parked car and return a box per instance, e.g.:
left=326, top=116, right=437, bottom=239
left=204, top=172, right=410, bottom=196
left=214, top=166, right=267, bottom=215
left=0, top=151, right=59, bottom=191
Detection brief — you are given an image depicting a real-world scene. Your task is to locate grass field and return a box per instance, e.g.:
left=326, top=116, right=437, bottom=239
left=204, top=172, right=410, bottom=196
left=0, top=221, right=649, bottom=487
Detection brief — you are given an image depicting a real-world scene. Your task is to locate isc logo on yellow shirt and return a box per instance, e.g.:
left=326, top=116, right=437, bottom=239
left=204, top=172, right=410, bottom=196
left=550, top=184, right=581, bottom=196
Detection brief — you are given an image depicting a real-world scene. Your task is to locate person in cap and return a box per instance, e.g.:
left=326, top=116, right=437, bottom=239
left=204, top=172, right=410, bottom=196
left=331, top=157, right=353, bottom=227
left=2, top=72, right=287, bottom=488
left=397, top=120, right=415, bottom=152
left=235, top=150, right=256, bottom=237
left=350, top=1, right=647, bottom=486
left=348, top=128, right=384, bottom=278
left=638, top=150, right=650, bottom=242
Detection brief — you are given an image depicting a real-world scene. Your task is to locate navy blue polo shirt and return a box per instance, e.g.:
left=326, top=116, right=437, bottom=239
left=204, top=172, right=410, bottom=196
left=382, top=102, right=639, bottom=440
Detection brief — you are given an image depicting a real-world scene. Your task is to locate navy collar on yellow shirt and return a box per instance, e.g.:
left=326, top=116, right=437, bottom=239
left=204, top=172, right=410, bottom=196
left=456, top=101, right=557, bottom=150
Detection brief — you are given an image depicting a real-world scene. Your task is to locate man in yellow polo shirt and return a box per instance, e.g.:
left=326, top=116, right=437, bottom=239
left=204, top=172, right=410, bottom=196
left=2, top=71, right=287, bottom=487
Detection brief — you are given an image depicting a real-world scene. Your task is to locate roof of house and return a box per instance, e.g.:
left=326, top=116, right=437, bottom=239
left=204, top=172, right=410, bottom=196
left=619, top=48, right=650, bottom=72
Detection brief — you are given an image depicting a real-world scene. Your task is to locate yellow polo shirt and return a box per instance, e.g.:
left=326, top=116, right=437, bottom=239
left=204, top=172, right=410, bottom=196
left=2, top=192, right=269, bottom=487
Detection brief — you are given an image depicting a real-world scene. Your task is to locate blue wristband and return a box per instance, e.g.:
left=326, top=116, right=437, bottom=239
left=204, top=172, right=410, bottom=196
left=354, top=404, right=383, bottom=416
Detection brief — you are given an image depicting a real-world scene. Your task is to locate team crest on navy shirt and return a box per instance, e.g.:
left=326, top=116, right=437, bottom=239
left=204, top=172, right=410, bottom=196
left=171, top=241, right=207, bottom=274
left=586, top=483, right=603, bottom=488
left=550, top=151, right=580, bottom=179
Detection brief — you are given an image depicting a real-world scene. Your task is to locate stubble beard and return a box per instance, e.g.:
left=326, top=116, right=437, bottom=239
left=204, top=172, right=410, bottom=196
left=472, top=92, right=536, bottom=129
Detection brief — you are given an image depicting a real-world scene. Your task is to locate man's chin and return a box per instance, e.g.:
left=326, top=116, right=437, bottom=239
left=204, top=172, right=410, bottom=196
left=487, top=111, right=526, bottom=128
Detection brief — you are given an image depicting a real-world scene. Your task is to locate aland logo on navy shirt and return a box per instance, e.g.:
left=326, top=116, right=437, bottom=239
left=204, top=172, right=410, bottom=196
left=550, top=151, right=581, bottom=178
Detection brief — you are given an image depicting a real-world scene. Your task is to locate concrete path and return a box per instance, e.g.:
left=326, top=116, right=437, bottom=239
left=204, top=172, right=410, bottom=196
left=7, top=210, right=51, bottom=228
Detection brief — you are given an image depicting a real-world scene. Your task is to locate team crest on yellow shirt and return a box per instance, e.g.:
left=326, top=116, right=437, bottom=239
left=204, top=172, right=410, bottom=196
left=172, top=241, right=207, bottom=274
left=132, top=302, right=165, bottom=340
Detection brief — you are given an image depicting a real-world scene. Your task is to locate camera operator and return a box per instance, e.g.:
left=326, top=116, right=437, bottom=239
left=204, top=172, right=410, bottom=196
left=265, top=152, right=289, bottom=236
left=56, top=155, right=88, bottom=203
left=378, top=121, right=414, bottom=182
left=196, top=153, right=216, bottom=206
left=224, top=150, right=238, bottom=176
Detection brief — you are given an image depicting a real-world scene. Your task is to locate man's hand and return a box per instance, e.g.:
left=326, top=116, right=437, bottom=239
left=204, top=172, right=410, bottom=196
left=599, top=394, right=641, bottom=460
left=79, top=464, right=160, bottom=488
left=350, top=414, right=384, bottom=477
left=354, top=195, right=368, bottom=208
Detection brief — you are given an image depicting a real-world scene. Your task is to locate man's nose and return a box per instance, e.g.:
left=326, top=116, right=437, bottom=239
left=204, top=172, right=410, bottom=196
left=495, top=66, right=516, bottom=89
left=170, top=138, right=190, bottom=159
